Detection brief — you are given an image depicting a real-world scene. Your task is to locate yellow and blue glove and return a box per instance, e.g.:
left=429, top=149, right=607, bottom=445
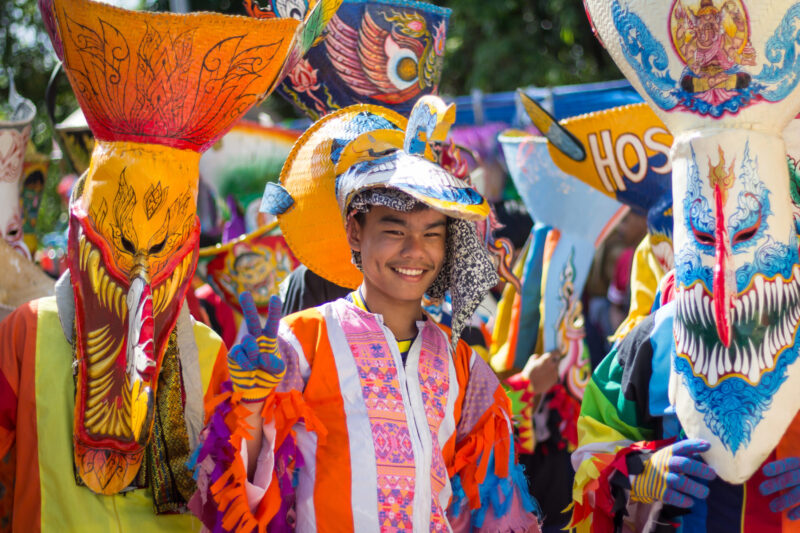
left=760, top=457, right=800, bottom=520
left=227, top=292, right=286, bottom=402
left=631, top=439, right=717, bottom=508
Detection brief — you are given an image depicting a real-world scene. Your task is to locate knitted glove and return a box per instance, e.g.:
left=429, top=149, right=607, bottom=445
left=630, top=439, right=716, bottom=508
left=760, top=457, right=800, bottom=520
left=227, top=292, right=286, bottom=402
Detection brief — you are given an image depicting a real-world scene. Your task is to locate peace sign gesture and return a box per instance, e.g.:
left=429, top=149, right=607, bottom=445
left=227, top=292, right=286, bottom=402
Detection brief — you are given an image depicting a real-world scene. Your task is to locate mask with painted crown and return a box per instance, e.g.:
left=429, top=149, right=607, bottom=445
left=584, top=0, right=800, bottom=483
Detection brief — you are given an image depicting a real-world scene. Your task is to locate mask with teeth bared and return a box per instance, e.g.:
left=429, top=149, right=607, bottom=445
left=40, top=0, right=323, bottom=495
left=584, top=0, right=800, bottom=483
left=672, top=132, right=799, bottom=477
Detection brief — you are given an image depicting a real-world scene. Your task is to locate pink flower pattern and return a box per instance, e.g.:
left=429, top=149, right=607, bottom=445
left=287, top=59, right=328, bottom=114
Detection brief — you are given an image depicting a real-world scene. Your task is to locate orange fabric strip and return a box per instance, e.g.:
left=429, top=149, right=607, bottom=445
left=440, top=337, right=473, bottom=470
left=0, top=300, right=41, bottom=531
left=448, top=385, right=514, bottom=511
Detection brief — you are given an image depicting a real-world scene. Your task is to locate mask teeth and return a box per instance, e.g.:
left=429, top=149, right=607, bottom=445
left=677, top=269, right=800, bottom=386
left=77, top=235, right=135, bottom=439
left=82, top=323, right=130, bottom=438
left=82, top=234, right=126, bottom=322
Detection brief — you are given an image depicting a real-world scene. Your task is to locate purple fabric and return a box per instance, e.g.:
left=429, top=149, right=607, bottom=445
left=189, top=380, right=235, bottom=532
left=190, top=379, right=302, bottom=532
left=267, top=437, right=304, bottom=532
left=189, top=320, right=311, bottom=531
left=276, top=333, right=304, bottom=393
left=449, top=123, right=507, bottom=165
left=222, top=196, right=247, bottom=243
left=456, top=355, right=501, bottom=442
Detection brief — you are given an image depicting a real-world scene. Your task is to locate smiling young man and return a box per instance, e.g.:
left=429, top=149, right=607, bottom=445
left=347, top=205, right=447, bottom=342
left=191, top=99, right=542, bottom=532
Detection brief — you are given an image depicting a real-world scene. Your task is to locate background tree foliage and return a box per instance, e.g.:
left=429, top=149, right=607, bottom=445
left=1, top=0, right=78, bottom=235
left=435, top=0, right=620, bottom=94
left=0, top=0, right=77, bottom=149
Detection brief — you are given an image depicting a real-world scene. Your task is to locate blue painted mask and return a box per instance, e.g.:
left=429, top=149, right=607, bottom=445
left=584, top=0, right=800, bottom=483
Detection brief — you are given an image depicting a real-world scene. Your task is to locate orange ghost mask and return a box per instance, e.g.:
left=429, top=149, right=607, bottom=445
left=40, top=0, right=332, bottom=495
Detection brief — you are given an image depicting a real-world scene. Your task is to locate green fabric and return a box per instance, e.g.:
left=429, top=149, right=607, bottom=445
left=579, top=347, right=653, bottom=443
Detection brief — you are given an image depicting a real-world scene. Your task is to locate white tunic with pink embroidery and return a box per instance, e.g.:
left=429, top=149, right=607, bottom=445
left=193, top=297, right=541, bottom=533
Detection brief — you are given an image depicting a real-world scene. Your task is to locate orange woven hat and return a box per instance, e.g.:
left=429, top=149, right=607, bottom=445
left=262, top=96, right=490, bottom=289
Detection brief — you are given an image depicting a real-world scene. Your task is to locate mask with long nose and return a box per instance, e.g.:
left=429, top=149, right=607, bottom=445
left=68, top=142, right=200, bottom=493
left=672, top=133, right=798, bottom=463
left=40, top=0, right=335, bottom=495
left=584, top=0, right=800, bottom=483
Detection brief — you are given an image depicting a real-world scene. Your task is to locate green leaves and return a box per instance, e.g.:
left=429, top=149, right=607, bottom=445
left=432, top=0, right=621, bottom=94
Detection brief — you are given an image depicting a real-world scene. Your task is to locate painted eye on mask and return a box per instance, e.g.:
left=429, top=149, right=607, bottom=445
left=386, top=45, right=419, bottom=91
left=732, top=223, right=759, bottom=245
left=692, top=226, right=715, bottom=246
left=149, top=237, right=166, bottom=255
left=689, top=197, right=716, bottom=247
left=121, top=235, right=136, bottom=254
left=730, top=192, right=763, bottom=247
left=689, top=201, right=715, bottom=247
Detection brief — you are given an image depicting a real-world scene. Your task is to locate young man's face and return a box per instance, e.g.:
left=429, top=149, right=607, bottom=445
left=347, top=205, right=448, bottom=304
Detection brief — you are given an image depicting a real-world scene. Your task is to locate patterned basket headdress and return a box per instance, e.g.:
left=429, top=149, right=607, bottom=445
left=247, top=0, right=450, bottom=120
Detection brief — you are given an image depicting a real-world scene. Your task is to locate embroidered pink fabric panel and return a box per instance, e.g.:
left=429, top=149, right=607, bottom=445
left=339, top=304, right=417, bottom=532
left=417, top=325, right=451, bottom=531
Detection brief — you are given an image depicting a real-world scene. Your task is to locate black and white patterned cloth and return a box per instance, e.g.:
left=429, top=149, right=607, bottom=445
left=348, top=187, right=498, bottom=347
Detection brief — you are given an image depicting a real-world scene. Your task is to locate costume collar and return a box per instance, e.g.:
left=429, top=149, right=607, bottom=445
left=340, top=295, right=440, bottom=343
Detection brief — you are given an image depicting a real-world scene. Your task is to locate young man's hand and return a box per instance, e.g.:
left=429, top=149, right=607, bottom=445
left=227, top=292, right=286, bottom=403
left=522, top=350, right=560, bottom=395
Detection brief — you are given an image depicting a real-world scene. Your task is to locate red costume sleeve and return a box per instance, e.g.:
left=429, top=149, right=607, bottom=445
left=0, top=302, right=37, bottom=454
left=0, top=300, right=41, bottom=532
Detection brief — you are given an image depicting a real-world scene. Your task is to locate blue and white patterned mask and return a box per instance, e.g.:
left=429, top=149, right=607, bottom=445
left=584, top=0, right=800, bottom=483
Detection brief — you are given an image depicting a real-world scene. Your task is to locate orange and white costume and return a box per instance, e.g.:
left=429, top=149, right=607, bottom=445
left=190, top=98, right=541, bottom=531
left=192, top=297, right=540, bottom=532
